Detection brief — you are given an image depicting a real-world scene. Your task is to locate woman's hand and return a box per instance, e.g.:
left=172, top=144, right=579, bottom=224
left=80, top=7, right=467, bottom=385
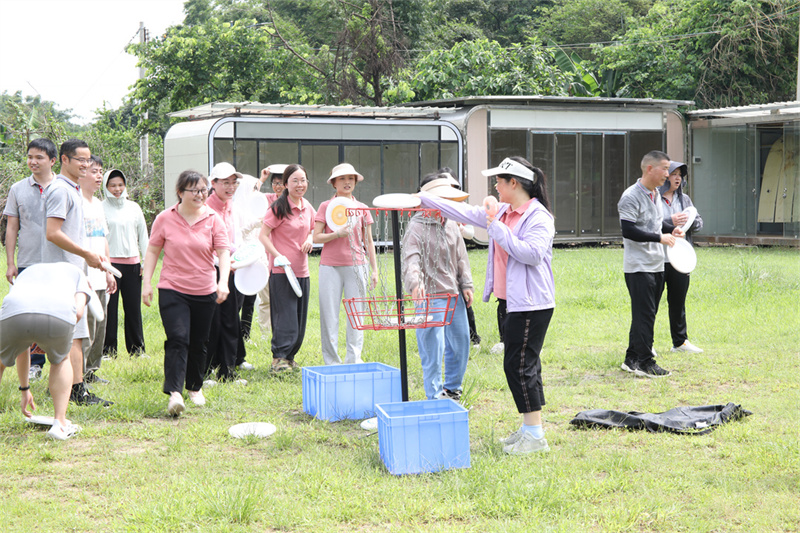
left=216, top=281, right=230, bottom=303
left=142, top=284, right=154, bottom=307
left=21, top=390, right=36, bottom=418
left=301, top=236, right=314, bottom=254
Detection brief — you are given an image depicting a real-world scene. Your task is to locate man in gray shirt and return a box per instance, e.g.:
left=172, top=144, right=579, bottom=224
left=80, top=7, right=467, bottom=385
left=617, top=150, right=683, bottom=378
left=44, top=139, right=111, bottom=406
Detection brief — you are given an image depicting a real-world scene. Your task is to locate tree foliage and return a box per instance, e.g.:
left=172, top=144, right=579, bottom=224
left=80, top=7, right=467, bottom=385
left=595, top=0, right=799, bottom=108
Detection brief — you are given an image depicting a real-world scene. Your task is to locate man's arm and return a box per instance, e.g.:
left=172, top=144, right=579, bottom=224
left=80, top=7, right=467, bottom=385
left=5, top=215, right=19, bottom=283
left=46, top=217, right=103, bottom=269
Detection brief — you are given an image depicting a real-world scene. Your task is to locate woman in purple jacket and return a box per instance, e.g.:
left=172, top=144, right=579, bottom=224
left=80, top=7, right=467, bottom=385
left=418, top=156, right=555, bottom=455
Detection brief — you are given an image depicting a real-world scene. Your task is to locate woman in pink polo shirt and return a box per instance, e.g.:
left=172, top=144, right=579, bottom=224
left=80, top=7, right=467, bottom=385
left=313, top=163, right=378, bottom=365
left=258, top=164, right=315, bottom=372
left=142, top=170, right=231, bottom=416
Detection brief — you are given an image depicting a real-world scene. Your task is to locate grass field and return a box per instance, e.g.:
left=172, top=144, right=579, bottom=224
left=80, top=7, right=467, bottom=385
left=0, top=245, right=798, bottom=532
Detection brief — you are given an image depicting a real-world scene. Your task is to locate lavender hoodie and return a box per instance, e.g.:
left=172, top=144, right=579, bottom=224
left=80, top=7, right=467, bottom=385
left=418, top=193, right=555, bottom=313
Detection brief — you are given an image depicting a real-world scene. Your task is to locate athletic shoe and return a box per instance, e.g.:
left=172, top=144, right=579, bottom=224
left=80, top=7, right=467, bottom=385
left=82, top=389, right=114, bottom=407
left=635, top=361, right=671, bottom=378
left=498, top=427, right=523, bottom=445
left=28, top=365, right=43, bottom=382
left=440, top=388, right=462, bottom=401
left=238, top=362, right=255, bottom=371
left=287, top=359, right=299, bottom=369
left=84, top=371, right=109, bottom=384
left=503, top=431, right=550, bottom=455
left=671, top=341, right=703, bottom=354
left=188, top=389, right=206, bottom=406
left=621, top=360, right=638, bottom=374
left=271, top=358, right=291, bottom=372
left=70, top=383, right=113, bottom=406
left=490, top=342, right=505, bottom=355
left=47, top=419, right=82, bottom=441
left=167, top=392, right=185, bottom=416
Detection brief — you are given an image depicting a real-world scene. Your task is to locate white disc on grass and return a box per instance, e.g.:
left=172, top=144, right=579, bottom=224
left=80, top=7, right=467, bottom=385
left=372, top=193, right=421, bottom=209
left=360, top=417, right=378, bottom=431
left=26, top=415, right=71, bottom=426
left=234, top=261, right=269, bottom=296
left=228, top=422, right=277, bottom=439
left=667, top=238, right=697, bottom=274
left=326, top=196, right=355, bottom=232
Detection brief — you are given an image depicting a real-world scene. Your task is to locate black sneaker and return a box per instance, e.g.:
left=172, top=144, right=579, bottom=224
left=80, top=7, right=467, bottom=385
left=441, top=388, right=462, bottom=401
left=70, top=383, right=114, bottom=406
left=84, top=371, right=109, bottom=384
left=620, top=360, right=638, bottom=374
left=81, top=389, right=114, bottom=407
left=635, top=361, right=671, bottom=378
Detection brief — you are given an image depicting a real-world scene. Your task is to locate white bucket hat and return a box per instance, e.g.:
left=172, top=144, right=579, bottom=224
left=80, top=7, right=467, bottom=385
left=209, top=161, right=244, bottom=182
left=328, top=163, right=364, bottom=184
left=421, top=177, right=469, bottom=201
left=481, top=158, right=536, bottom=183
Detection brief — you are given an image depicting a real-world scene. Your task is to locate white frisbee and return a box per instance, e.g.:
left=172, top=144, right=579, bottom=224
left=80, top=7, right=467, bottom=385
left=360, top=417, right=378, bottom=431
left=247, top=193, right=269, bottom=220
left=326, top=196, right=355, bottom=232
left=101, top=262, right=123, bottom=278
left=228, top=422, right=276, bottom=439
left=283, top=264, right=303, bottom=298
left=680, top=206, right=698, bottom=234
left=26, top=415, right=71, bottom=426
left=372, top=193, right=421, bottom=209
left=667, top=238, right=697, bottom=274
left=234, top=261, right=269, bottom=296
left=87, top=292, right=105, bottom=321
left=231, top=243, right=264, bottom=269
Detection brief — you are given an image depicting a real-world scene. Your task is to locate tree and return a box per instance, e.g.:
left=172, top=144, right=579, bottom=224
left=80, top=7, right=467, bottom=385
left=397, top=38, right=569, bottom=102
left=595, top=0, right=799, bottom=108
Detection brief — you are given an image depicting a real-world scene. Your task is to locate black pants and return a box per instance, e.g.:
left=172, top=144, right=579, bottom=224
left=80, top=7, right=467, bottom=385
left=206, top=269, right=244, bottom=380
left=237, top=293, right=256, bottom=365
left=104, top=262, right=146, bottom=355
left=499, top=299, right=553, bottom=414
left=269, top=273, right=310, bottom=361
left=662, top=263, right=690, bottom=348
left=466, top=300, right=480, bottom=344
left=625, top=271, right=665, bottom=364
left=159, top=289, right=216, bottom=394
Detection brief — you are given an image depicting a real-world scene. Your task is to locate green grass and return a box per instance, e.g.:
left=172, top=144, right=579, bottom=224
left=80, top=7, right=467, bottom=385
left=0, top=245, right=798, bottom=532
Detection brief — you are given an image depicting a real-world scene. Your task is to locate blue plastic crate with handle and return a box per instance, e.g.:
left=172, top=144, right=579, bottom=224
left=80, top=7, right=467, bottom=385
left=302, top=362, right=401, bottom=421
left=376, top=399, right=470, bottom=475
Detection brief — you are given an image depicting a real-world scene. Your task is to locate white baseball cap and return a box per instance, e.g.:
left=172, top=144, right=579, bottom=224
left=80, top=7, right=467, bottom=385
left=209, top=162, right=243, bottom=181
left=481, top=158, right=536, bottom=183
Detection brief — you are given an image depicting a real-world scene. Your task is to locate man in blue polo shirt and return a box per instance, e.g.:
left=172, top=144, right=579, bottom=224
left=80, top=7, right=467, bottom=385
left=618, top=150, right=684, bottom=378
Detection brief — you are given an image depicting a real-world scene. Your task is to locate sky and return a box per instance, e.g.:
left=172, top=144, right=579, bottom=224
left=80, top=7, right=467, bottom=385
left=0, top=0, right=187, bottom=124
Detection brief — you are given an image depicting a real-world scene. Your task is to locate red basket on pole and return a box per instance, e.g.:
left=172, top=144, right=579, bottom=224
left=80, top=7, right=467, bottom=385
left=343, top=293, right=459, bottom=331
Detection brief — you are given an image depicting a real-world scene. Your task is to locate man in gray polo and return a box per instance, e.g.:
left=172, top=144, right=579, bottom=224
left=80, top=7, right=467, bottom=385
left=618, top=150, right=683, bottom=378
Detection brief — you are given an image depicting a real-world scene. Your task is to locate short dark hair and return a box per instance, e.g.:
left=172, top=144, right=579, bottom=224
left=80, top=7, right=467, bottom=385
left=175, top=170, right=208, bottom=202
left=59, top=139, right=89, bottom=160
left=27, top=138, right=57, bottom=160
left=90, top=154, right=103, bottom=167
left=641, top=150, right=669, bottom=172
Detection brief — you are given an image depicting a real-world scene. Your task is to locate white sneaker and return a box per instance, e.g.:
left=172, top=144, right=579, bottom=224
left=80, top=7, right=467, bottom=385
left=502, top=431, right=550, bottom=455
left=47, top=419, right=82, bottom=441
left=490, top=342, right=504, bottom=355
left=671, top=341, right=703, bottom=354
left=188, top=389, right=206, bottom=406
left=238, top=362, right=255, bottom=371
left=167, top=392, right=185, bottom=416
left=498, top=427, right=523, bottom=445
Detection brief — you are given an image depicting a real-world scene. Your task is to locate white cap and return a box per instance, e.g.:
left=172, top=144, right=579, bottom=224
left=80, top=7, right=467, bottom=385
left=209, top=162, right=243, bottom=181
left=481, top=158, right=536, bottom=183
left=328, top=163, right=364, bottom=183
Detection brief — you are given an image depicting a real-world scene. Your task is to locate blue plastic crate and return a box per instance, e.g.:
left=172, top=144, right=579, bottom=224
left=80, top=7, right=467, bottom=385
left=376, top=399, right=470, bottom=475
left=302, top=362, right=401, bottom=421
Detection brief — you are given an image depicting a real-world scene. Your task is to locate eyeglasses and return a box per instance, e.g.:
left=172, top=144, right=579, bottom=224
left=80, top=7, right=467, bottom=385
left=216, top=180, right=239, bottom=189
left=69, top=156, right=91, bottom=164
left=288, top=179, right=308, bottom=185
left=184, top=188, right=209, bottom=197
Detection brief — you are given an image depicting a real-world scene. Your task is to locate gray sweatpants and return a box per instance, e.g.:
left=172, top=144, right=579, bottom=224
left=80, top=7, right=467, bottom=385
left=83, top=289, right=107, bottom=373
left=318, top=264, right=366, bottom=365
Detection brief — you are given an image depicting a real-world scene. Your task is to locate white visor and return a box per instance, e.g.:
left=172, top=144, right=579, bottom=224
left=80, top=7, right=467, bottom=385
left=481, top=158, right=536, bottom=182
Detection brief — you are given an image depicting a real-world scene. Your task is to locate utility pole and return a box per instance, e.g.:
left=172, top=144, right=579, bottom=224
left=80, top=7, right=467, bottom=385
left=139, top=22, right=150, bottom=176
left=796, top=14, right=799, bottom=100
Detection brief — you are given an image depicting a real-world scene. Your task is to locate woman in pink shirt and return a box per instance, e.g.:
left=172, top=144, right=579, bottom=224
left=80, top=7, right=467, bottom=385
left=142, top=170, right=231, bottom=416
left=258, top=164, right=315, bottom=372
left=313, top=163, right=378, bottom=365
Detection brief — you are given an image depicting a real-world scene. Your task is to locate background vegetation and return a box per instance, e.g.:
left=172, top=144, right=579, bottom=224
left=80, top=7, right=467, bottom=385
left=0, top=246, right=797, bottom=532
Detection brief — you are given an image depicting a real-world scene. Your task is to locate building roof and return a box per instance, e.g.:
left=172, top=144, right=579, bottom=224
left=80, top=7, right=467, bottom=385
left=687, top=101, right=800, bottom=119
left=404, top=95, right=694, bottom=109
left=167, top=101, right=461, bottom=120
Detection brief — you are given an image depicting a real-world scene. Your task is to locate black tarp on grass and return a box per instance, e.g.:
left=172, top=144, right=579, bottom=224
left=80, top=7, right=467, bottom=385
left=570, top=403, right=752, bottom=435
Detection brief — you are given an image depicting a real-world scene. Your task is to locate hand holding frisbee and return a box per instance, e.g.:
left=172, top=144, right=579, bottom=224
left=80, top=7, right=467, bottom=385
left=101, top=261, right=123, bottom=278
left=680, top=206, right=698, bottom=234
left=483, top=196, right=499, bottom=219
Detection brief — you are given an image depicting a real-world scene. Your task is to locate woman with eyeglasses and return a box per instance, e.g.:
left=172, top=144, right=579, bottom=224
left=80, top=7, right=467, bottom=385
left=141, top=170, right=231, bottom=416
left=258, top=164, right=315, bottom=372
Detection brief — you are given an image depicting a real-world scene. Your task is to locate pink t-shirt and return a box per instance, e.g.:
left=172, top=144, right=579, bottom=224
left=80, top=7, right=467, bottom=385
left=149, top=205, right=230, bottom=295
left=316, top=197, right=374, bottom=266
left=206, top=192, right=235, bottom=247
left=263, top=196, right=316, bottom=277
left=492, top=198, right=534, bottom=300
